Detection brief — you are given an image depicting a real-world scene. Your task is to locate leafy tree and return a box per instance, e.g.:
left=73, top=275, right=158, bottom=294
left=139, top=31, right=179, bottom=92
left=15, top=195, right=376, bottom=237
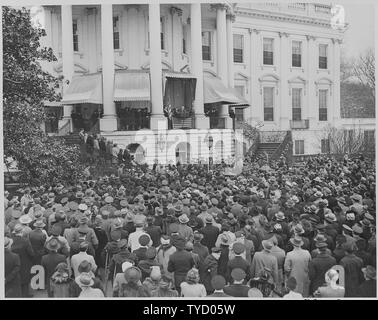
left=3, top=7, right=84, bottom=186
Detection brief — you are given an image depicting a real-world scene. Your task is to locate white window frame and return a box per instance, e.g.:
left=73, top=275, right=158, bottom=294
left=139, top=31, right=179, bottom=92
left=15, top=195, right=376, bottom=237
left=318, top=43, right=328, bottom=70
left=112, top=14, right=122, bottom=51
left=291, top=40, right=302, bottom=68
left=263, top=86, right=275, bottom=122
left=202, top=30, right=213, bottom=62
left=233, top=33, right=244, bottom=64
left=294, top=140, right=305, bottom=155
left=263, top=37, right=274, bottom=66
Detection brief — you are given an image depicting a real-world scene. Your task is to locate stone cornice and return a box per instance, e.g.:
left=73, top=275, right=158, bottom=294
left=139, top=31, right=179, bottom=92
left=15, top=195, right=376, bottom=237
left=234, top=7, right=335, bottom=29
left=278, top=32, right=289, bottom=38
left=226, top=13, right=236, bottom=23
left=306, top=35, right=316, bottom=41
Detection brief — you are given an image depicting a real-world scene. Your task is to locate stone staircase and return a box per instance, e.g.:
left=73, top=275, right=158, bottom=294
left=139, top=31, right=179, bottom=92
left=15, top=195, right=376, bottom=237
left=255, top=142, right=281, bottom=161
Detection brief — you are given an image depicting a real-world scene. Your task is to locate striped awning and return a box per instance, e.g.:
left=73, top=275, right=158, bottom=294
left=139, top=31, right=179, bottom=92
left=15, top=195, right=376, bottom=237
left=114, top=70, right=150, bottom=102
left=60, top=73, right=103, bottom=105
left=203, top=74, right=249, bottom=107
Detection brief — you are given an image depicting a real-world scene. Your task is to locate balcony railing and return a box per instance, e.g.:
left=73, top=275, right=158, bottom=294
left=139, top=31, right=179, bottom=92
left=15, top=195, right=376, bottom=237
left=288, top=3, right=306, bottom=11
left=290, top=119, right=309, bottom=129
left=172, top=117, right=194, bottom=129
left=314, top=4, right=331, bottom=14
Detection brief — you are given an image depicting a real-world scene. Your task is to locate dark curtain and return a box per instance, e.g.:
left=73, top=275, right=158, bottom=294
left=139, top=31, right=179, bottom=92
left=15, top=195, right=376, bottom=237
left=163, top=77, right=196, bottom=117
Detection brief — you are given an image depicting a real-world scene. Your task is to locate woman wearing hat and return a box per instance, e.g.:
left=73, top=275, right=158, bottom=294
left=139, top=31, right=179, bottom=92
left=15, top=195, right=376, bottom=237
left=313, top=268, right=345, bottom=298
left=11, top=224, right=35, bottom=297
left=119, top=266, right=150, bottom=297
left=180, top=268, right=207, bottom=297
left=5, top=237, right=22, bottom=297
left=50, top=263, right=73, bottom=297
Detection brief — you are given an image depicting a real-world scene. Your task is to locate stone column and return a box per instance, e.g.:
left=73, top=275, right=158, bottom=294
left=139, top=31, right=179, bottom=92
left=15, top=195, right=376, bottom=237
left=127, top=5, right=140, bottom=69
left=226, top=12, right=235, bottom=88
left=59, top=5, right=74, bottom=131
left=170, top=7, right=182, bottom=72
left=99, top=4, right=117, bottom=132
left=190, top=3, right=208, bottom=129
left=149, top=3, right=167, bottom=130
left=279, top=32, right=289, bottom=130
left=86, top=7, right=98, bottom=72
left=214, top=4, right=228, bottom=84
left=213, top=4, right=231, bottom=129
left=306, top=35, right=316, bottom=124
left=333, top=38, right=341, bottom=126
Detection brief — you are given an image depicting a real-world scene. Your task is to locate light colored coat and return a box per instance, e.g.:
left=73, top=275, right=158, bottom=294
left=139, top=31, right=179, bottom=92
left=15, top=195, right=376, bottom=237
left=284, top=248, right=311, bottom=297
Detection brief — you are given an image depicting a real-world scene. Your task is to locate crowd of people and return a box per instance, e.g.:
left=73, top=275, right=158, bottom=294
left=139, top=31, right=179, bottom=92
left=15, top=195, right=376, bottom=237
left=4, top=153, right=376, bottom=298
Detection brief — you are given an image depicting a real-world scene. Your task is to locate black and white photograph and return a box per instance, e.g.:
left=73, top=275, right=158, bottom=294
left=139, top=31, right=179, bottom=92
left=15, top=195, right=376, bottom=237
left=1, top=0, right=376, bottom=302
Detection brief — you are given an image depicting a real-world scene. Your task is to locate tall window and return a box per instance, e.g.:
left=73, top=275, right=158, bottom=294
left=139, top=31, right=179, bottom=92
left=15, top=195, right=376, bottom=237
left=233, top=34, right=244, bottom=63
left=202, top=31, right=211, bottom=61
left=292, top=88, right=302, bottom=120
left=160, top=17, right=165, bottom=50
left=263, top=38, right=274, bottom=65
left=113, top=16, right=120, bottom=50
left=235, top=108, right=244, bottom=122
left=321, top=139, right=330, bottom=153
left=73, top=20, right=79, bottom=52
left=295, top=140, right=305, bottom=155
left=292, top=41, right=302, bottom=67
left=319, top=44, right=328, bottom=69
left=263, top=87, right=274, bottom=121
left=319, top=89, right=328, bottom=121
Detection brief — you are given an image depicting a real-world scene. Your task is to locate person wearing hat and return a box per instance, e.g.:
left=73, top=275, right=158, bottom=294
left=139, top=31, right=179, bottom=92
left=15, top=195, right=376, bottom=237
left=342, top=224, right=357, bottom=248
left=167, top=236, right=195, bottom=293
left=356, top=265, right=376, bottom=297
left=202, top=247, right=222, bottom=294
left=227, top=242, right=251, bottom=282
left=151, top=274, right=179, bottom=297
left=41, top=238, right=67, bottom=297
left=339, top=242, right=364, bottom=297
left=49, top=262, right=73, bottom=297
left=156, top=235, right=177, bottom=280
left=144, top=215, right=162, bottom=248
left=108, top=239, right=138, bottom=282
left=4, top=237, right=22, bottom=297
left=224, top=268, right=250, bottom=297
left=7, top=208, right=22, bottom=232
left=177, top=214, right=194, bottom=243
left=70, top=216, right=98, bottom=257
left=10, top=224, right=35, bottom=297
left=308, top=239, right=337, bottom=294
left=207, top=275, right=230, bottom=297
left=100, top=196, right=117, bottom=217
left=20, top=187, right=33, bottom=210
left=251, top=240, right=278, bottom=287
left=28, top=219, right=47, bottom=265
left=284, top=236, right=311, bottom=297
left=112, top=261, right=135, bottom=297
left=142, top=265, right=162, bottom=292
left=230, top=230, right=255, bottom=264
left=76, top=272, right=105, bottom=298
left=199, top=216, right=220, bottom=252
left=70, top=242, right=97, bottom=278
left=138, top=247, right=162, bottom=282
left=119, top=266, right=150, bottom=297
left=18, top=214, right=33, bottom=237
left=132, top=234, right=152, bottom=262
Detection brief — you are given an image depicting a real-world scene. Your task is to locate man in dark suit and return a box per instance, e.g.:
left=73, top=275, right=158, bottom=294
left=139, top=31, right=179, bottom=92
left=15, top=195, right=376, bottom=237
left=202, top=247, right=221, bottom=294
left=224, top=268, right=250, bottom=297
left=356, top=266, right=376, bottom=297
left=227, top=242, right=251, bottom=282
left=167, top=237, right=194, bottom=293
left=207, top=275, right=231, bottom=297
left=308, top=242, right=337, bottom=294
left=5, top=237, right=22, bottom=297
left=41, top=238, right=67, bottom=297
left=11, top=224, right=35, bottom=297
left=199, top=217, right=219, bottom=252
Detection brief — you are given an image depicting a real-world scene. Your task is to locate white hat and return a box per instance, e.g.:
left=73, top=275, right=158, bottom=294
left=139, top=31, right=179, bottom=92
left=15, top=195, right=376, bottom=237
left=121, top=261, right=133, bottom=272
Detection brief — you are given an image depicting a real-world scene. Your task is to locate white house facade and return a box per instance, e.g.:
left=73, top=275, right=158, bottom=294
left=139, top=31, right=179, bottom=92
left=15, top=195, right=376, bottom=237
left=40, top=2, right=350, bottom=163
